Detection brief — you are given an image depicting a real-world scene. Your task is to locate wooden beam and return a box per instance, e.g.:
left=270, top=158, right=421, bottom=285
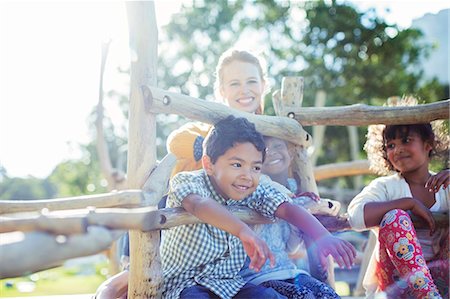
left=278, top=99, right=449, bottom=126
left=0, top=228, right=123, bottom=279
left=314, top=160, right=372, bottom=181
left=0, top=190, right=145, bottom=214
left=2, top=206, right=446, bottom=235
left=142, top=85, right=313, bottom=147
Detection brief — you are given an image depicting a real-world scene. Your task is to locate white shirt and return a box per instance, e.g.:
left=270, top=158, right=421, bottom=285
left=347, top=173, right=449, bottom=298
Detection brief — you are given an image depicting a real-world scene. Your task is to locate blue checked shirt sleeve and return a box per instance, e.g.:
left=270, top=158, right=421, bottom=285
left=168, top=171, right=207, bottom=207
left=247, top=182, right=292, bottom=220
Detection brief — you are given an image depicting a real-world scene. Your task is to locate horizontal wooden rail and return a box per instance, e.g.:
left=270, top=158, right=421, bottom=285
left=280, top=99, right=449, bottom=126
left=142, top=86, right=313, bottom=147
left=0, top=159, right=371, bottom=215
left=1, top=206, right=447, bottom=235
left=314, top=160, right=372, bottom=181
left=0, top=190, right=150, bottom=214
left=0, top=228, right=124, bottom=279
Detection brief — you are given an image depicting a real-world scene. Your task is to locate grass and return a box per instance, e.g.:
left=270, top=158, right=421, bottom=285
left=0, top=260, right=356, bottom=297
left=0, top=262, right=109, bottom=297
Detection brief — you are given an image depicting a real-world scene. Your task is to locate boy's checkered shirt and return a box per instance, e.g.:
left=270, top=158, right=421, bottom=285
left=161, top=169, right=291, bottom=299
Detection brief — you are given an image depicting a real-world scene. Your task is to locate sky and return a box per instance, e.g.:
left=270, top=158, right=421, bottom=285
left=0, top=1, right=449, bottom=179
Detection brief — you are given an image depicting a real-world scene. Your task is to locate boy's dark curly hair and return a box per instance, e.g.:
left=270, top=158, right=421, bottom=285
left=365, top=97, right=449, bottom=175
left=204, top=115, right=266, bottom=164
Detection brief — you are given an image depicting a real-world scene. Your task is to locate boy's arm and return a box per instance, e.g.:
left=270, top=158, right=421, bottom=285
left=182, top=194, right=275, bottom=271
left=275, top=202, right=356, bottom=269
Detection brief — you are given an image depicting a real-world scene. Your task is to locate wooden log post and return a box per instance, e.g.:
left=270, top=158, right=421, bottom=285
left=275, top=77, right=336, bottom=286
left=347, top=125, right=363, bottom=189
left=310, top=90, right=326, bottom=166
left=126, top=2, right=162, bottom=298
left=277, top=77, right=318, bottom=193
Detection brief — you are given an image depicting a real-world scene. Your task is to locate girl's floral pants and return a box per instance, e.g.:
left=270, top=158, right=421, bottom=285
left=375, top=209, right=448, bottom=298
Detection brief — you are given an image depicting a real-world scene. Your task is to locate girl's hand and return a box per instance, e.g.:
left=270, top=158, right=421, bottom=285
left=410, top=198, right=436, bottom=235
left=316, top=234, right=356, bottom=269
left=425, top=169, right=450, bottom=193
left=239, top=227, right=275, bottom=272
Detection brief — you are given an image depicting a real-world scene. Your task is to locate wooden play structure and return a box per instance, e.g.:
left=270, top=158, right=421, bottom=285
left=1, top=2, right=449, bottom=298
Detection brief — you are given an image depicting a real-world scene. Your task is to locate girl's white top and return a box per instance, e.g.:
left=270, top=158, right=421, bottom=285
left=347, top=172, right=449, bottom=298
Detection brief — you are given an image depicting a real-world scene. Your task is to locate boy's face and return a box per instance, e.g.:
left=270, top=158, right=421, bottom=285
left=262, top=137, right=292, bottom=176
left=203, top=142, right=263, bottom=200
left=220, top=61, right=265, bottom=113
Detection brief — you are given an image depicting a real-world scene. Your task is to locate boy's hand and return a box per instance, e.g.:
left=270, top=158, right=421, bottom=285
left=239, top=227, right=275, bottom=272
left=425, top=169, right=450, bottom=193
left=316, top=234, right=356, bottom=269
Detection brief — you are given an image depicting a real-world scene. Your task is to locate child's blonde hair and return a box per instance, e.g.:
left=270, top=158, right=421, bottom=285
left=365, top=96, right=449, bottom=175
left=214, top=48, right=268, bottom=114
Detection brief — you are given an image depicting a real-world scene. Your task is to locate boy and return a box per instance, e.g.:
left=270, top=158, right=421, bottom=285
left=162, top=116, right=356, bottom=299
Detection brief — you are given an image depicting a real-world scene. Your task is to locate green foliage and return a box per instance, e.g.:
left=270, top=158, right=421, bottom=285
left=0, top=262, right=108, bottom=297
left=7, top=1, right=446, bottom=195
left=47, top=159, right=107, bottom=197
left=0, top=176, right=55, bottom=200
left=155, top=0, right=447, bottom=189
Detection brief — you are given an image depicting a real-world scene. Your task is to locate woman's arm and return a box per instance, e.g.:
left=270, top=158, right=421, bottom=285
left=182, top=194, right=274, bottom=271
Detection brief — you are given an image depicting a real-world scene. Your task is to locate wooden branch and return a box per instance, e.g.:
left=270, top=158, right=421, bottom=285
left=316, top=212, right=449, bottom=232
left=314, top=160, right=372, bottom=181
left=280, top=99, right=449, bottom=126
left=142, top=153, right=176, bottom=206
left=126, top=2, right=162, bottom=298
left=0, top=206, right=270, bottom=235
left=310, top=90, right=326, bottom=166
left=142, top=86, right=313, bottom=147
left=2, top=206, right=446, bottom=235
left=276, top=77, right=318, bottom=193
left=0, top=227, right=124, bottom=279
left=96, top=39, right=127, bottom=191
left=0, top=190, right=147, bottom=214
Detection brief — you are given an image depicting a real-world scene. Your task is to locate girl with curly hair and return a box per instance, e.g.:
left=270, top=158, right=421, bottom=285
left=348, top=97, right=449, bottom=298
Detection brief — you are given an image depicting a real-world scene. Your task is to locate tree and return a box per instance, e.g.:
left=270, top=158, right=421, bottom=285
left=154, top=0, right=447, bottom=188
left=0, top=175, right=55, bottom=200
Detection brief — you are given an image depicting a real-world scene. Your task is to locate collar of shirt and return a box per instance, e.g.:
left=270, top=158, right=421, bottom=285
left=202, top=171, right=228, bottom=204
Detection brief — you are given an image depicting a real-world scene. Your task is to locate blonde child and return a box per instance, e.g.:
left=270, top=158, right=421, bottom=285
left=348, top=98, right=449, bottom=298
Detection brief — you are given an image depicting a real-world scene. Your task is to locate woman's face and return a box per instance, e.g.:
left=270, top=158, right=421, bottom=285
left=220, top=60, right=265, bottom=113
